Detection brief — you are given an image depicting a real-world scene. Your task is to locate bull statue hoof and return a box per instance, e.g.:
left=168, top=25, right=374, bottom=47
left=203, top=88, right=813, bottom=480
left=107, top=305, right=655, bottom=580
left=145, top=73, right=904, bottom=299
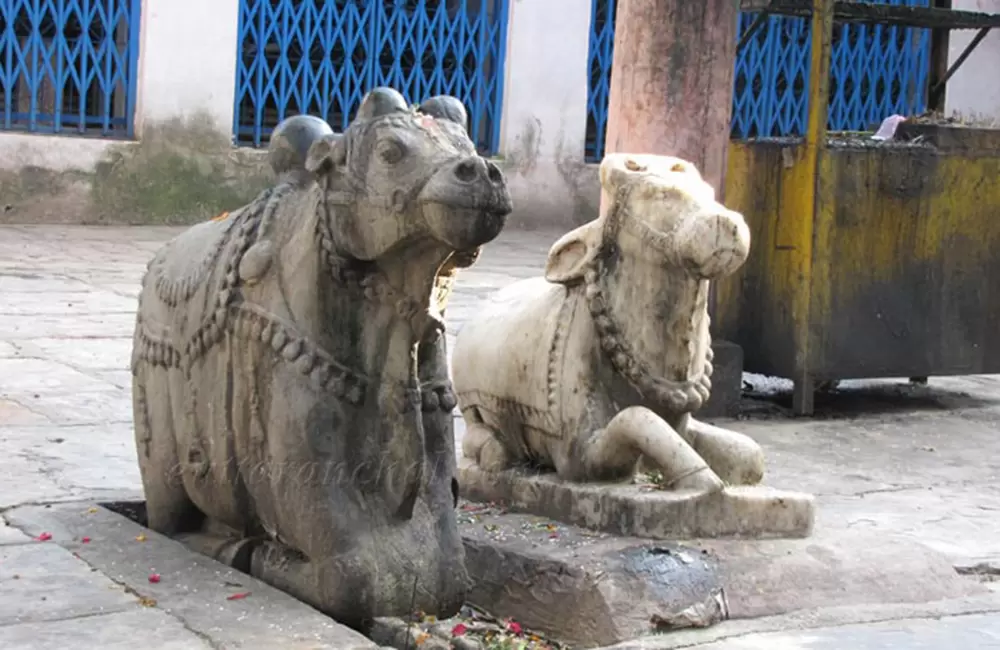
left=131, top=87, right=513, bottom=629
left=451, top=153, right=814, bottom=540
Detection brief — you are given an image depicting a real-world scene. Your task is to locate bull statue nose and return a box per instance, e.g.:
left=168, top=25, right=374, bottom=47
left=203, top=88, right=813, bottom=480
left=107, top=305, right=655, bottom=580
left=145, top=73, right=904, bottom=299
left=677, top=209, right=751, bottom=279
left=452, top=156, right=505, bottom=188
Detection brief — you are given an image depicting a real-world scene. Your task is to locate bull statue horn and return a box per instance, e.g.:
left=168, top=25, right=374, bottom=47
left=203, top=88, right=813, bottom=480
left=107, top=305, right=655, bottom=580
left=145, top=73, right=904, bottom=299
left=356, top=87, right=409, bottom=120
left=418, top=95, right=469, bottom=130
left=267, top=115, right=336, bottom=177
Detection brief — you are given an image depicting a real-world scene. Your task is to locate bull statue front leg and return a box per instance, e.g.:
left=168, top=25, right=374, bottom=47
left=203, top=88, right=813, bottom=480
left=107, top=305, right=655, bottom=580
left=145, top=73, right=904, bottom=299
left=581, top=407, right=724, bottom=491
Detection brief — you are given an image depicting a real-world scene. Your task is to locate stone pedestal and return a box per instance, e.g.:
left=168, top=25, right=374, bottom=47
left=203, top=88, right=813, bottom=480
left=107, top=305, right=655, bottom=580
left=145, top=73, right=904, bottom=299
left=698, top=340, right=744, bottom=419
left=458, top=458, right=815, bottom=540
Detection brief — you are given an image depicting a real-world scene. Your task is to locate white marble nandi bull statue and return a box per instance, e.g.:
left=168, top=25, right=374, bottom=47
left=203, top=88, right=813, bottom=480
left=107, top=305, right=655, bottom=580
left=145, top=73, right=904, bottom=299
left=131, top=87, right=511, bottom=629
left=452, top=153, right=764, bottom=491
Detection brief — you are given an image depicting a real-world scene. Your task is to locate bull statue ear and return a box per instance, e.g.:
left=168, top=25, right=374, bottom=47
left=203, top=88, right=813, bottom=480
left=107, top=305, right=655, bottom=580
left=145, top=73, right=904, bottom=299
left=356, top=87, right=409, bottom=120
left=545, top=219, right=603, bottom=284
left=304, top=134, right=347, bottom=175
left=418, top=95, right=469, bottom=130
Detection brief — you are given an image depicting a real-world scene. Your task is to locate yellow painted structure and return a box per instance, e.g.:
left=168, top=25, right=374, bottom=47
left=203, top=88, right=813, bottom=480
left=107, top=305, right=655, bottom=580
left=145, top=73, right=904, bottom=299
left=713, top=0, right=1000, bottom=414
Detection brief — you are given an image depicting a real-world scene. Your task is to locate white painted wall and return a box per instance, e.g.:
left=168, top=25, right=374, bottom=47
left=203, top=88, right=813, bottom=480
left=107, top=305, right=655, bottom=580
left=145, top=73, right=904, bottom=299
left=135, top=0, right=241, bottom=134
left=945, top=0, right=1000, bottom=121
left=497, top=0, right=601, bottom=230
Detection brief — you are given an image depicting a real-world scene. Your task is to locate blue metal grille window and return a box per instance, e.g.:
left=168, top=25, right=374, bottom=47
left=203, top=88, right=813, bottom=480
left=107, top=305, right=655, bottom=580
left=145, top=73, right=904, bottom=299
left=235, top=0, right=510, bottom=155
left=0, top=0, right=141, bottom=138
left=586, top=0, right=933, bottom=161
left=585, top=0, right=615, bottom=163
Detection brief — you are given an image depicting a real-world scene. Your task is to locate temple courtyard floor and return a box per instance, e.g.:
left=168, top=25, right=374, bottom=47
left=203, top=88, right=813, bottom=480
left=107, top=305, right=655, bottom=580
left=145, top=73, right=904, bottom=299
left=1, top=224, right=1000, bottom=648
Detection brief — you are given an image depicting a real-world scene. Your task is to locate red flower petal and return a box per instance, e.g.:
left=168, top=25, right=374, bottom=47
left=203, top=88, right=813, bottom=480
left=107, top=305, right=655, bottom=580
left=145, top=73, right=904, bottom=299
left=148, top=574, right=161, bottom=584
left=226, top=592, right=251, bottom=601
left=35, top=532, right=52, bottom=542
left=508, top=621, right=523, bottom=635
left=451, top=623, right=468, bottom=637
left=81, top=537, right=91, bottom=544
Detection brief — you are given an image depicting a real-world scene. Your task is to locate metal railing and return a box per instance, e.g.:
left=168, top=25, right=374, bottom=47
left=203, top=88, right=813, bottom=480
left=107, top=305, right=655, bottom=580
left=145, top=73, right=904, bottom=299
left=234, top=0, right=510, bottom=155
left=0, top=0, right=141, bottom=138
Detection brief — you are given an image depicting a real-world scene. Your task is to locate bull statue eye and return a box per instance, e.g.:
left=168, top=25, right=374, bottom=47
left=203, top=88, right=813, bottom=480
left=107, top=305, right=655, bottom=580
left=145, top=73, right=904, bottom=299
left=379, top=141, right=405, bottom=165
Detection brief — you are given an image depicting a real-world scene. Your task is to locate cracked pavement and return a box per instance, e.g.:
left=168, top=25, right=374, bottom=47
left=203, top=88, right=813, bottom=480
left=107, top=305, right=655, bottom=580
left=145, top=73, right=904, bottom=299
left=2, top=224, right=1000, bottom=647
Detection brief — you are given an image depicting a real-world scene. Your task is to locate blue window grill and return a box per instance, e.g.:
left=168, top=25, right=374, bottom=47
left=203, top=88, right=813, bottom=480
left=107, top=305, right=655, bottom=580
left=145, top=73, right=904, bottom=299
left=0, top=0, right=141, bottom=138
left=586, top=0, right=933, bottom=161
left=235, top=0, right=510, bottom=155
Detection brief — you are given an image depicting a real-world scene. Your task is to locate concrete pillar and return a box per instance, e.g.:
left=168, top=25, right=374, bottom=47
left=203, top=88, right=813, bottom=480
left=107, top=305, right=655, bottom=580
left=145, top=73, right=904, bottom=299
left=497, top=0, right=599, bottom=230
left=604, top=0, right=740, bottom=197
left=944, top=0, right=1000, bottom=121
left=135, top=0, right=241, bottom=135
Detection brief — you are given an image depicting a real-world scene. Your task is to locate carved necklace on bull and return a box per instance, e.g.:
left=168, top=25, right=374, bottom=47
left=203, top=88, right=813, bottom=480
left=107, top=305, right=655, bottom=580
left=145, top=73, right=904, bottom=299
left=312, top=174, right=444, bottom=338
left=582, top=185, right=715, bottom=414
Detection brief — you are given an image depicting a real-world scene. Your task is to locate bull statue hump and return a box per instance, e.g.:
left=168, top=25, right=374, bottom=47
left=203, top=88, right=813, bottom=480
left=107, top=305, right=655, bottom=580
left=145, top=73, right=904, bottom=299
left=131, top=87, right=512, bottom=629
left=452, top=153, right=815, bottom=540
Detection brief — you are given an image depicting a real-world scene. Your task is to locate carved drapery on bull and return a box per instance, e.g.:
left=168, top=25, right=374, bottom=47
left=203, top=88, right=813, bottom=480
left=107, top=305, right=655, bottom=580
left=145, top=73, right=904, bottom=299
left=452, top=153, right=765, bottom=491
left=131, top=88, right=511, bottom=628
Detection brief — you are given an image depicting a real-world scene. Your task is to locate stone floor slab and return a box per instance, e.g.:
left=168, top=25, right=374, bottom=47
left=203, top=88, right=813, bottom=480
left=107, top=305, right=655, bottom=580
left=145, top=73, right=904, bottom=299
left=0, top=291, right=136, bottom=316
left=0, top=274, right=94, bottom=293
left=22, top=389, right=134, bottom=425
left=0, top=453, right=72, bottom=508
left=22, top=337, right=133, bottom=370
left=0, top=520, right=31, bottom=545
left=0, top=607, right=215, bottom=650
left=0, top=398, right=51, bottom=425
left=0, top=358, right=118, bottom=395
left=0, top=313, right=137, bottom=339
left=679, top=613, right=1000, bottom=650
left=459, top=460, right=815, bottom=539
left=2, top=424, right=141, bottom=494
left=4, top=503, right=378, bottom=649
left=0, top=542, right=137, bottom=626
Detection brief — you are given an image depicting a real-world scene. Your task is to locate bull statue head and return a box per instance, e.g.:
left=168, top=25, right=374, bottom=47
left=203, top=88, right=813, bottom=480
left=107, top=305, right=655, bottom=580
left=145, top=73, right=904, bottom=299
left=302, top=87, right=511, bottom=261
left=545, top=154, right=751, bottom=408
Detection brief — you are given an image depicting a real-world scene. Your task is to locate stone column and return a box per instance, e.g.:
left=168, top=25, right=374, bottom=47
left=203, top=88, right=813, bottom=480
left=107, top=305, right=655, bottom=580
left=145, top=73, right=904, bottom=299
left=603, top=0, right=739, bottom=198
left=603, top=0, right=742, bottom=418
left=135, top=0, right=241, bottom=136
left=497, top=0, right=599, bottom=230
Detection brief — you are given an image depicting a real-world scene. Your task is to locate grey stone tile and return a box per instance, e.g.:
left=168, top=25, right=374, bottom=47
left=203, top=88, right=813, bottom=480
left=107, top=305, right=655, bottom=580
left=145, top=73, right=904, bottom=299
left=0, top=520, right=31, bottom=545
left=0, top=608, right=216, bottom=650
left=23, top=389, right=133, bottom=425
left=0, top=358, right=118, bottom=396
left=0, top=291, right=136, bottom=316
left=0, top=313, right=137, bottom=339
left=0, top=398, right=51, bottom=425
left=21, top=337, right=132, bottom=371
left=0, top=543, right=136, bottom=625
left=3, top=423, right=141, bottom=494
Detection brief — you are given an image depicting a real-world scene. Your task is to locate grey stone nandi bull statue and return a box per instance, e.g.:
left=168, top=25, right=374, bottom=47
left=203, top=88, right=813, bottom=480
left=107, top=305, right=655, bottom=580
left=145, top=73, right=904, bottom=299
left=453, top=154, right=764, bottom=493
left=131, top=87, right=511, bottom=627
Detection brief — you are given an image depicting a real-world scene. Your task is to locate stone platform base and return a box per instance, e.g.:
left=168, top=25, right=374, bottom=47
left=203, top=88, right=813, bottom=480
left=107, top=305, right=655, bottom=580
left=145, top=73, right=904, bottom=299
left=457, top=459, right=815, bottom=539
left=457, top=505, right=993, bottom=648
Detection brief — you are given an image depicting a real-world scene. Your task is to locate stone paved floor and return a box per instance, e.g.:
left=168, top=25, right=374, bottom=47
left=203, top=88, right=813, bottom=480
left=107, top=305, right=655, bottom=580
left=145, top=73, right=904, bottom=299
left=3, top=224, right=1000, bottom=647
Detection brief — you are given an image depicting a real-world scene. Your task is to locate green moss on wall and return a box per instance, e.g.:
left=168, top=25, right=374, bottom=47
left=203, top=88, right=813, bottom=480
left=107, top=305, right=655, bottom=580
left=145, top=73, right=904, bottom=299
left=90, top=113, right=273, bottom=225
left=0, top=112, right=274, bottom=225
